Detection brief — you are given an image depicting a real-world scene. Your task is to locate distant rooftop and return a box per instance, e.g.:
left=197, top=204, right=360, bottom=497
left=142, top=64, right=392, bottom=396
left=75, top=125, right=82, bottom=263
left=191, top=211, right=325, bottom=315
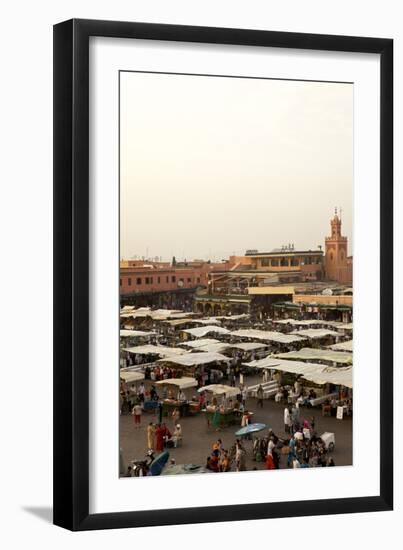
left=245, top=249, right=323, bottom=256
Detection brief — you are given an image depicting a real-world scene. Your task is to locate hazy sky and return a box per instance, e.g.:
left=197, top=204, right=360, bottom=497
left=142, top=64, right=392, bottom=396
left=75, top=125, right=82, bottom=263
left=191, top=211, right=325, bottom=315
left=120, top=71, right=353, bottom=262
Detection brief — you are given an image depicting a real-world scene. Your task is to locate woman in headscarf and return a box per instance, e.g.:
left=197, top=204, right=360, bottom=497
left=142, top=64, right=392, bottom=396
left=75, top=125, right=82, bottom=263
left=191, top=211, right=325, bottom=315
left=154, top=424, right=164, bottom=452
left=147, top=422, right=155, bottom=451
left=212, top=405, right=221, bottom=431
left=265, top=451, right=275, bottom=470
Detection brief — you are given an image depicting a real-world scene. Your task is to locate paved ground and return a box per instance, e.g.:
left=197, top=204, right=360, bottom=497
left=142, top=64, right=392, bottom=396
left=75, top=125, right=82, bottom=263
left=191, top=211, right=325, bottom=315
left=120, top=376, right=352, bottom=475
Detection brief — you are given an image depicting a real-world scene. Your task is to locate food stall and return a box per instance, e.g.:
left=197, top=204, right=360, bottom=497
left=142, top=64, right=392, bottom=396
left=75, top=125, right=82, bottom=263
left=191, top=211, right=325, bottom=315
left=155, top=377, right=199, bottom=417
left=119, top=370, right=145, bottom=412
left=157, top=351, right=231, bottom=381
left=198, top=384, right=243, bottom=427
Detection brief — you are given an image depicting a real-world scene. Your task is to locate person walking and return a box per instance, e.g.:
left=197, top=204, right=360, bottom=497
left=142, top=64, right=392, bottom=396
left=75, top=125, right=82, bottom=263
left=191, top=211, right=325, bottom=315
left=284, top=406, right=292, bottom=433
left=241, top=386, right=248, bottom=407
left=172, top=407, right=180, bottom=426
left=147, top=422, right=155, bottom=450
left=257, top=385, right=264, bottom=408
left=132, top=403, right=142, bottom=428
left=155, top=424, right=164, bottom=452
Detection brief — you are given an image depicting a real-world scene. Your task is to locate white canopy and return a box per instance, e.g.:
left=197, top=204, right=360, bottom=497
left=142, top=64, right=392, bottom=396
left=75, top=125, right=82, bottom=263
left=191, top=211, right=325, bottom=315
left=121, top=308, right=193, bottom=321
left=274, top=319, right=331, bottom=326
left=230, top=329, right=306, bottom=344
left=191, top=318, right=222, bottom=325
left=183, top=340, right=267, bottom=354
left=289, top=328, right=340, bottom=339
left=163, top=319, right=202, bottom=327
left=243, top=357, right=352, bottom=388
left=216, top=314, right=249, bottom=321
left=273, top=347, right=353, bottom=365
left=159, top=352, right=231, bottom=366
left=120, top=330, right=157, bottom=338
left=198, top=384, right=241, bottom=397
left=196, top=342, right=232, bottom=354
left=119, top=371, right=145, bottom=383
left=229, top=342, right=267, bottom=352
left=328, top=339, right=353, bottom=352
left=123, top=345, right=186, bottom=357
left=274, top=319, right=353, bottom=331
left=155, top=377, right=198, bottom=389
left=182, top=326, right=230, bottom=338
left=181, top=338, right=220, bottom=348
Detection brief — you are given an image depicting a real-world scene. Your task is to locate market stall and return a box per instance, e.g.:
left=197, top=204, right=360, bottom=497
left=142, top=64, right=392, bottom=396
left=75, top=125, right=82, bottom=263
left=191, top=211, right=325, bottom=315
left=155, top=377, right=199, bottom=417
left=157, top=351, right=231, bottom=380
left=272, top=347, right=353, bottom=366
left=328, top=339, right=353, bottom=352
left=198, top=384, right=243, bottom=428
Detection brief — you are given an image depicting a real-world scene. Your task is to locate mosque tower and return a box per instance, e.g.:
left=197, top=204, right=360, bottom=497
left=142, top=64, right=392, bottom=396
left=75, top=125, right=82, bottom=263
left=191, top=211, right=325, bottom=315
left=325, top=208, right=352, bottom=284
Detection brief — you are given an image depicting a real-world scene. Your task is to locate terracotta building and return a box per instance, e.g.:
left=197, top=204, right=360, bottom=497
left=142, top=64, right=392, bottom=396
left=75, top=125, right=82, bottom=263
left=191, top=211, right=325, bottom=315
left=119, top=262, right=211, bottom=296
left=325, top=209, right=353, bottom=284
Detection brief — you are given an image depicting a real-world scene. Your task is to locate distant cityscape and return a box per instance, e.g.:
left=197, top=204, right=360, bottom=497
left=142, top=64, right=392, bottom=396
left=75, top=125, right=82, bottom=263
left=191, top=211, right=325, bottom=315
left=120, top=210, right=352, bottom=324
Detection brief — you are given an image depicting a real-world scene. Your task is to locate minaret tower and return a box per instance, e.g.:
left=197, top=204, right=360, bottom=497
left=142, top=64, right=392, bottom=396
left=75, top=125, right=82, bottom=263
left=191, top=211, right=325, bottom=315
left=325, top=208, right=348, bottom=282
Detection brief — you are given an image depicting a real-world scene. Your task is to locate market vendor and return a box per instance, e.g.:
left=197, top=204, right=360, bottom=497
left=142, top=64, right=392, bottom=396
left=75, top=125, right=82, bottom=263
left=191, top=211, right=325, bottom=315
left=177, top=389, right=186, bottom=402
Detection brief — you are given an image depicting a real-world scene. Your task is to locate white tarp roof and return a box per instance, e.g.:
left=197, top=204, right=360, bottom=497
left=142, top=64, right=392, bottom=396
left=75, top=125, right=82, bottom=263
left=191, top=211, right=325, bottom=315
left=163, top=319, right=202, bottom=327
left=195, top=343, right=232, bottom=354
left=230, top=329, right=306, bottom=344
left=274, top=319, right=353, bottom=331
left=216, top=314, right=249, bottom=321
left=328, top=339, right=353, bottom=352
left=274, top=319, right=332, bottom=326
left=243, top=357, right=352, bottom=388
left=158, top=352, right=231, bottom=366
left=123, top=345, right=186, bottom=357
left=229, top=342, right=267, bottom=351
left=191, top=318, right=222, bottom=325
left=120, top=330, right=157, bottom=338
left=119, top=371, right=145, bottom=383
left=121, top=308, right=193, bottom=321
left=181, top=338, right=220, bottom=348
left=333, top=323, right=353, bottom=331
left=198, top=384, right=241, bottom=397
left=182, top=326, right=230, bottom=338
left=272, top=347, right=353, bottom=365
left=120, top=305, right=136, bottom=312
left=155, top=377, right=198, bottom=389
left=290, top=328, right=340, bottom=339
left=190, top=342, right=266, bottom=354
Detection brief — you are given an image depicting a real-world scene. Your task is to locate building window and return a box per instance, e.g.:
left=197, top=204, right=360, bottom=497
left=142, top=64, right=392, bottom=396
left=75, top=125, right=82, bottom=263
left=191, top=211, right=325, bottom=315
left=187, top=278, right=191, bottom=283
left=172, top=276, right=176, bottom=283
left=128, top=277, right=132, bottom=286
left=271, top=259, right=279, bottom=266
left=136, top=278, right=142, bottom=285
left=197, top=277, right=200, bottom=284
left=145, top=277, right=150, bottom=284
left=261, top=258, right=270, bottom=267
left=119, top=279, right=122, bottom=286
left=290, top=258, right=299, bottom=266
left=329, top=252, right=333, bottom=261
left=280, top=258, right=288, bottom=267
left=157, top=276, right=160, bottom=284
left=166, top=276, right=169, bottom=283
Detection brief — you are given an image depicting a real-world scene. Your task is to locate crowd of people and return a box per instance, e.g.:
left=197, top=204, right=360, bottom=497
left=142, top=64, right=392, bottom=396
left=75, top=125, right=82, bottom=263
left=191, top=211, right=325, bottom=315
left=205, top=438, right=246, bottom=472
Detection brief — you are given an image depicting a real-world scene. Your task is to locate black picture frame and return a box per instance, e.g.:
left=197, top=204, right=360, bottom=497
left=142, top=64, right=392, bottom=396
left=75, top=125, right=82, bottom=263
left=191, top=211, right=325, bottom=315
left=53, top=18, right=393, bottom=531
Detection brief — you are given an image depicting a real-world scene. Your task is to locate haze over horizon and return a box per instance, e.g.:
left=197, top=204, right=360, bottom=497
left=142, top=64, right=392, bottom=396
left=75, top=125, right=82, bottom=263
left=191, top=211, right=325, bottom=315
left=120, top=72, right=353, bottom=262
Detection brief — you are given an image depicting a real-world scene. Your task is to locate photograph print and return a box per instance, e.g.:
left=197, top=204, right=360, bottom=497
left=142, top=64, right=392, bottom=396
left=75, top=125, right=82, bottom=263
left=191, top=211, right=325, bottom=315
left=119, top=71, right=353, bottom=479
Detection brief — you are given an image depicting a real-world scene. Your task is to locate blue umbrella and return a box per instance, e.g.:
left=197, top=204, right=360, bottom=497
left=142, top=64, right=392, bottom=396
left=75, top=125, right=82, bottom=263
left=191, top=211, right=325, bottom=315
left=149, top=451, right=169, bottom=476
left=235, top=423, right=267, bottom=436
